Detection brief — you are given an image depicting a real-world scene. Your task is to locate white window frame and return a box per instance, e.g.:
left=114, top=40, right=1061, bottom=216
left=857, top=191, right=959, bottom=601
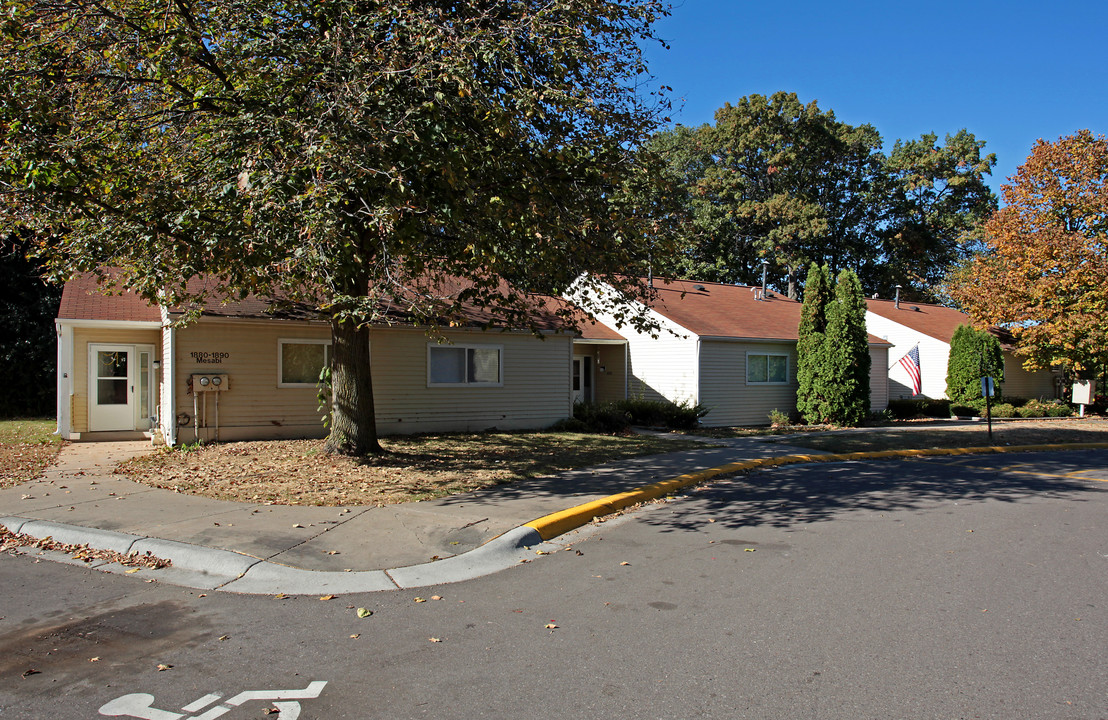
left=427, top=343, right=504, bottom=388
left=746, top=351, right=790, bottom=385
left=278, top=338, right=332, bottom=388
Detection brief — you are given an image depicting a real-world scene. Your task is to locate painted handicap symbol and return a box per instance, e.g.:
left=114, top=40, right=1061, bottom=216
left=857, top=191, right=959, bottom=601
left=99, top=680, right=327, bottom=720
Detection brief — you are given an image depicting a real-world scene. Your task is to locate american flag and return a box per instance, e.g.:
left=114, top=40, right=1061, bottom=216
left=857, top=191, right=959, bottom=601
left=898, top=345, right=922, bottom=396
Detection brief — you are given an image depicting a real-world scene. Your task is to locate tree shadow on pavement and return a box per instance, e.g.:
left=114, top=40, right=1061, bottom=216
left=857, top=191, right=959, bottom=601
left=640, top=453, right=1107, bottom=533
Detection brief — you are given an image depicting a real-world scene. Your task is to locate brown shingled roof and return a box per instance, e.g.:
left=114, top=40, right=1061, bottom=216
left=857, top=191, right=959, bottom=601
left=58, top=274, right=161, bottom=322
left=648, top=278, right=803, bottom=340
left=59, top=272, right=617, bottom=337
left=865, top=298, right=1012, bottom=349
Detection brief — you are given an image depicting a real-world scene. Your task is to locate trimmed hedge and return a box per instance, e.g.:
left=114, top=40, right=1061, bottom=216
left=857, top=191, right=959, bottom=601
left=887, top=398, right=952, bottom=419
left=554, top=398, right=710, bottom=433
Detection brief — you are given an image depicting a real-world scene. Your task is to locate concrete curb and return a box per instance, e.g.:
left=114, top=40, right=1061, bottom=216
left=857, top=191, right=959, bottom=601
left=5, top=442, right=1106, bottom=593
left=523, top=442, right=1108, bottom=541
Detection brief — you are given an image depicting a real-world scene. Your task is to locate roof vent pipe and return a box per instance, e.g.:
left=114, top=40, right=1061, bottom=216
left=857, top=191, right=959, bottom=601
left=895, top=284, right=902, bottom=310
left=760, top=259, right=769, bottom=300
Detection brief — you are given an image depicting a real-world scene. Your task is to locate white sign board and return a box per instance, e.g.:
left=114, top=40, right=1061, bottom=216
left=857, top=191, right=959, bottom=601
left=1072, top=380, right=1096, bottom=405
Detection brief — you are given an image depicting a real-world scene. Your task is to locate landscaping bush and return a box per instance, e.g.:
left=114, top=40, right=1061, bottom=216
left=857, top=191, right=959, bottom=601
left=887, top=398, right=952, bottom=419
left=565, top=398, right=710, bottom=433
left=1046, top=402, right=1074, bottom=417
left=949, top=403, right=981, bottom=418
left=990, top=403, right=1016, bottom=418
left=767, top=408, right=790, bottom=427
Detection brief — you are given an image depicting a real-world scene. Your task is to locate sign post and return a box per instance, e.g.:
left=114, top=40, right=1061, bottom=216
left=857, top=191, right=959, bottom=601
left=981, top=376, right=995, bottom=441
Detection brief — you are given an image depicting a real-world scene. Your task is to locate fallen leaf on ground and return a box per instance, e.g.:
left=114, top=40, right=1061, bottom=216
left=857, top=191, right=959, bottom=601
left=356, top=607, right=373, bottom=618
left=319, top=595, right=336, bottom=601
left=620, top=561, right=630, bottom=566
left=430, top=595, right=443, bottom=601
left=545, top=623, right=558, bottom=629
left=156, top=664, right=173, bottom=671
left=413, top=597, right=426, bottom=603
left=429, top=637, right=442, bottom=643
left=125, top=568, right=141, bottom=574
left=89, top=657, right=100, bottom=663
left=350, top=634, right=360, bottom=639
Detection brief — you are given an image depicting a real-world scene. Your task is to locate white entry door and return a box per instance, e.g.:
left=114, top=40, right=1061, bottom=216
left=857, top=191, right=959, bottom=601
left=88, top=345, right=136, bottom=431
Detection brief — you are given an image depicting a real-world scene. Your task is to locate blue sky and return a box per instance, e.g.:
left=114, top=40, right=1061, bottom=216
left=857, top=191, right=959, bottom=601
left=641, top=0, right=1107, bottom=198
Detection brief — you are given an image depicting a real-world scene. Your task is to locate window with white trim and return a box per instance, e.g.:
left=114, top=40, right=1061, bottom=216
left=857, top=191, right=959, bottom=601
left=428, top=344, right=502, bottom=386
left=747, top=352, right=789, bottom=384
left=278, top=339, right=331, bottom=387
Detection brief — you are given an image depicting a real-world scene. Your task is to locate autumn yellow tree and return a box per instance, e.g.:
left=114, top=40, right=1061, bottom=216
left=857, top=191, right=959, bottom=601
left=948, top=130, right=1108, bottom=376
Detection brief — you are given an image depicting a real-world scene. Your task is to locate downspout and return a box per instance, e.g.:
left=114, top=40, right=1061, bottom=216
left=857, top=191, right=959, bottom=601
left=163, top=321, right=177, bottom=447
left=55, top=321, right=73, bottom=438
left=623, top=343, right=629, bottom=400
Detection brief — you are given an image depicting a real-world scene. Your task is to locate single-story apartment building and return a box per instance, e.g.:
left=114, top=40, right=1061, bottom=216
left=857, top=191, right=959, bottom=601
left=56, top=273, right=624, bottom=444
left=865, top=298, right=1060, bottom=401
left=571, top=278, right=892, bottom=426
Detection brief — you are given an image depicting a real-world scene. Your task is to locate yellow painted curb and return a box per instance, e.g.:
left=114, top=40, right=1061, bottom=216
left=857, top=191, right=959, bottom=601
left=522, top=442, right=1108, bottom=541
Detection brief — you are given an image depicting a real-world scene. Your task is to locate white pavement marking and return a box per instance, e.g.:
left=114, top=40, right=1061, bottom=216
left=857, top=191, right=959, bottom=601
left=98, top=681, right=327, bottom=719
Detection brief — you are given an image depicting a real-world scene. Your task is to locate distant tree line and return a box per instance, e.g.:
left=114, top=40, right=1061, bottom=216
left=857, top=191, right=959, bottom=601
left=0, top=235, right=61, bottom=418
left=640, top=91, right=998, bottom=301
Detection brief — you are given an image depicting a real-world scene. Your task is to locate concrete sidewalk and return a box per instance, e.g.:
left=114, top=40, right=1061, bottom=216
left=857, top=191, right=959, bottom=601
left=0, top=435, right=822, bottom=594
left=7, top=433, right=1105, bottom=595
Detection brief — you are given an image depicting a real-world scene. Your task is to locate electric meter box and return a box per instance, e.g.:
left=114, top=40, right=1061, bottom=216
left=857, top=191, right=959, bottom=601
left=1071, top=380, right=1096, bottom=405
left=191, top=374, right=230, bottom=392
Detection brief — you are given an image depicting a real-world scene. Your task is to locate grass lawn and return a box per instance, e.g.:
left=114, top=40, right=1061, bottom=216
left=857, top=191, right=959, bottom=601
left=770, top=418, right=1108, bottom=454
left=115, top=431, right=714, bottom=506
left=0, top=418, right=63, bottom=488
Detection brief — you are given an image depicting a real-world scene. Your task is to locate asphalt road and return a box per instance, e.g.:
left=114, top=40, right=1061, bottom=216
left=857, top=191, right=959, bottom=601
left=1, top=450, right=1105, bottom=720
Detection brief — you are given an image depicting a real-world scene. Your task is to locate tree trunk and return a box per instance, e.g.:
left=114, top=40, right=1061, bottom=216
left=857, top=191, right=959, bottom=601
left=324, top=317, right=383, bottom=456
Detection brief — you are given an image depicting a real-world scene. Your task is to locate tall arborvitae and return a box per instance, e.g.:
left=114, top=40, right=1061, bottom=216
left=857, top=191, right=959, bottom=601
left=822, top=269, right=871, bottom=425
left=946, top=324, right=1004, bottom=405
left=796, top=262, right=832, bottom=423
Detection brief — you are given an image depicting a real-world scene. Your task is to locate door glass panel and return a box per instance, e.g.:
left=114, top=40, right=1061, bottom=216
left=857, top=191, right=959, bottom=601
left=97, top=379, right=128, bottom=405
left=572, top=359, right=581, bottom=391
left=139, top=352, right=150, bottom=418
left=96, top=351, right=129, bottom=405
left=98, top=351, right=127, bottom=378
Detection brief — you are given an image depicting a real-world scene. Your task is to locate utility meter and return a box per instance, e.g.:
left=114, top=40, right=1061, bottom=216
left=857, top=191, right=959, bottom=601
left=191, top=374, right=230, bottom=392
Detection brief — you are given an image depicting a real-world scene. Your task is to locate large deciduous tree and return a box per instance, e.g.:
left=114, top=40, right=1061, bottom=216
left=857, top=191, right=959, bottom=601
left=644, top=93, right=996, bottom=300
left=880, top=131, right=998, bottom=291
left=0, top=0, right=676, bottom=455
left=947, top=130, right=1108, bottom=376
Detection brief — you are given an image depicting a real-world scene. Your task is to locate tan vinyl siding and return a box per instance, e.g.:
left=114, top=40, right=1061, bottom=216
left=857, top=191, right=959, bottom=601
left=573, top=343, right=627, bottom=404
left=71, top=327, right=161, bottom=432
left=173, top=320, right=572, bottom=439
left=1002, top=353, right=1059, bottom=399
left=373, top=328, right=572, bottom=434
left=173, top=319, right=331, bottom=441
left=869, top=346, right=889, bottom=411
left=593, top=345, right=627, bottom=404
left=698, top=341, right=798, bottom=426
